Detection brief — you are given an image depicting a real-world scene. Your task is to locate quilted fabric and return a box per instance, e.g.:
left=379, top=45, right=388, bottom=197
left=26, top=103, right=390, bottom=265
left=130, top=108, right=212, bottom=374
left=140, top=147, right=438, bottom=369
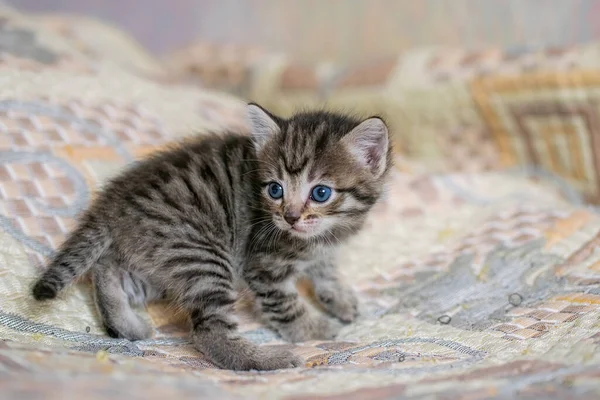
left=2, top=5, right=600, bottom=400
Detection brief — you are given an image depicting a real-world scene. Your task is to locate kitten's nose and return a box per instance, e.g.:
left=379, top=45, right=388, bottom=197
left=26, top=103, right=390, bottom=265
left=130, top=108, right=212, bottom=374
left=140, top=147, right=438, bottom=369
left=284, top=211, right=301, bottom=226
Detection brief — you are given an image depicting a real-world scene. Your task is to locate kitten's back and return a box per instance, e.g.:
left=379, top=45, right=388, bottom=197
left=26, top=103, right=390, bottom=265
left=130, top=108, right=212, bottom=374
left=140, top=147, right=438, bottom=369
left=32, top=132, right=255, bottom=300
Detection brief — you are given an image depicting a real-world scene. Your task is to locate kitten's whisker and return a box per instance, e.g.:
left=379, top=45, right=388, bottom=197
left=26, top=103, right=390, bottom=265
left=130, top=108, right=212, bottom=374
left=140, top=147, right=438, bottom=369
left=246, top=204, right=270, bottom=212
left=246, top=217, right=273, bottom=229
left=249, top=222, right=277, bottom=254
left=268, top=226, right=283, bottom=252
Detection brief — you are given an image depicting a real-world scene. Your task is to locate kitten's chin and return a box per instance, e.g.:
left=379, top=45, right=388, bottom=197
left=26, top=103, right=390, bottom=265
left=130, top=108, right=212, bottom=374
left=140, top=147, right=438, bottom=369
left=273, top=220, right=322, bottom=240
left=287, top=227, right=317, bottom=240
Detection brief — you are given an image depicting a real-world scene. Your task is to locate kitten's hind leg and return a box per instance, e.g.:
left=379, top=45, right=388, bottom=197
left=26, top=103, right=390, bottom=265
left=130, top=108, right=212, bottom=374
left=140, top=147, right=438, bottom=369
left=92, top=256, right=152, bottom=341
left=170, top=260, right=302, bottom=370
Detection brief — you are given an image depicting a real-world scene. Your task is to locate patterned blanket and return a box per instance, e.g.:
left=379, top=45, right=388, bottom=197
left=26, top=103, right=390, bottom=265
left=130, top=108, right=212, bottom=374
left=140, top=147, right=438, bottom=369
left=1, top=5, right=600, bottom=399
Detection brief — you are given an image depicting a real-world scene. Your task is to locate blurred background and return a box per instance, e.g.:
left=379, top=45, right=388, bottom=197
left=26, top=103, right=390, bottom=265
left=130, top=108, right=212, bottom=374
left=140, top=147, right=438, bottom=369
left=10, top=0, right=600, bottom=64
left=4, top=3, right=600, bottom=397
left=5, top=0, right=600, bottom=202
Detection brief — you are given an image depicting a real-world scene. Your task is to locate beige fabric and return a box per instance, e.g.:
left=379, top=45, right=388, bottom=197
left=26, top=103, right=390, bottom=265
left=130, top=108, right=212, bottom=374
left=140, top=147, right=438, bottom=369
left=32, top=13, right=167, bottom=78
left=1, top=7, right=600, bottom=400
left=248, top=43, right=600, bottom=205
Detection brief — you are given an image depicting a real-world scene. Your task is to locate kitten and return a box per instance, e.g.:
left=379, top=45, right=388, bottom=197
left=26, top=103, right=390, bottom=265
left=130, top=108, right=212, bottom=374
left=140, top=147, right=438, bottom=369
left=31, top=104, right=392, bottom=371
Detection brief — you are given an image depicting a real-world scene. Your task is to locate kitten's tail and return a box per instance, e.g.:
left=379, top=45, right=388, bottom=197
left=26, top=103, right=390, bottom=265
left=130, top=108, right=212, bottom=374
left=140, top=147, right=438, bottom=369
left=32, top=223, right=109, bottom=301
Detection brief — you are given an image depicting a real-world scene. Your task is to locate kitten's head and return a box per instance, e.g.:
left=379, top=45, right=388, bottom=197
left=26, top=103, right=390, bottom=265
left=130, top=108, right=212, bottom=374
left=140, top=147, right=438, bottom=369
left=247, top=103, right=391, bottom=242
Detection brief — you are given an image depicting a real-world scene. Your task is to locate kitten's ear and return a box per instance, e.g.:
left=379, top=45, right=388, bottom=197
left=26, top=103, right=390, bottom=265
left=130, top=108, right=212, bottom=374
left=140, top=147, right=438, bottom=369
left=246, top=103, right=280, bottom=152
left=342, top=117, right=389, bottom=178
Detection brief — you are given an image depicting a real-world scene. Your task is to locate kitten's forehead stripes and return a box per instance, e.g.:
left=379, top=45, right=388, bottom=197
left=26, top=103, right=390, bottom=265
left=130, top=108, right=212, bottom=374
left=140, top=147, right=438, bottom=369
left=277, top=118, right=338, bottom=177
left=280, top=124, right=313, bottom=175
left=281, top=155, right=310, bottom=176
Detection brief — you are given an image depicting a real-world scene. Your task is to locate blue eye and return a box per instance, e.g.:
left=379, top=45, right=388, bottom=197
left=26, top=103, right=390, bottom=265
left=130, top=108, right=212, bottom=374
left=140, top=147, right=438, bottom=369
left=267, top=182, right=283, bottom=199
left=311, top=185, right=332, bottom=203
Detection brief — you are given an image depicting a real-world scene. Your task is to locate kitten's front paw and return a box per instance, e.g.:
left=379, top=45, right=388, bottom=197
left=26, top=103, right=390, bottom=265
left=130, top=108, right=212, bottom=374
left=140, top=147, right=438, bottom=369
left=103, top=316, right=153, bottom=341
left=278, top=316, right=342, bottom=342
left=194, top=334, right=303, bottom=371
left=250, top=347, right=304, bottom=371
left=313, top=316, right=343, bottom=340
left=317, top=288, right=359, bottom=323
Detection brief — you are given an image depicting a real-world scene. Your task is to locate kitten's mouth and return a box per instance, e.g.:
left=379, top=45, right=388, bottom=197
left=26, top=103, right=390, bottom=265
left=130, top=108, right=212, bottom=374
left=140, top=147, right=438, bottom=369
left=289, top=227, right=313, bottom=239
left=288, top=223, right=321, bottom=238
left=273, top=217, right=320, bottom=238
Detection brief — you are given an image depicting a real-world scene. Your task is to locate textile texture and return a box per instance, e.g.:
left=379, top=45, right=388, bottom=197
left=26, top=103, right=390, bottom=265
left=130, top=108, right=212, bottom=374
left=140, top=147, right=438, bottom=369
left=1, top=5, right=600, bottom=400
left=245, top=44, right=600, bottom=206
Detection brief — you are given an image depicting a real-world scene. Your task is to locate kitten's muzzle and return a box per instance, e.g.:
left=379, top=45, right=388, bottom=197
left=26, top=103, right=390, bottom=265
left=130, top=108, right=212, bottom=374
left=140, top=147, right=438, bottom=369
left=283, top=211, right=301, bottom=226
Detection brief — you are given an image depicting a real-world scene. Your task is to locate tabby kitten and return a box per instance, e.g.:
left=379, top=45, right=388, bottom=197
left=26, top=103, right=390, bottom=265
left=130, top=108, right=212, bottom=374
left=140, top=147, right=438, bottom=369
left=32, top=104, right=392, bottom=371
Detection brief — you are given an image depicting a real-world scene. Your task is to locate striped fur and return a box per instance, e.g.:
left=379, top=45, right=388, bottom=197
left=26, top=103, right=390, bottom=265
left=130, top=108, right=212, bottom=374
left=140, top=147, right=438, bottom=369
left=31, top=104, right=392, bottom=371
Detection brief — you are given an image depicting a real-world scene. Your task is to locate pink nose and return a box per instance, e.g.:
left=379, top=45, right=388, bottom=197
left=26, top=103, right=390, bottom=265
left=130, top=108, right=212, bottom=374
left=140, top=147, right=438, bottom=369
left=284, top=211, right=301, bottom=226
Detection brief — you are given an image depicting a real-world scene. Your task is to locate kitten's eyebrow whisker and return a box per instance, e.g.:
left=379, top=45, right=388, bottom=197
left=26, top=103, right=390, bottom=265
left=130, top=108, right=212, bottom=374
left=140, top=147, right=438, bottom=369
left=240, top=158, right=278, bottom=169
left=241, top=169, right=267, bottom=176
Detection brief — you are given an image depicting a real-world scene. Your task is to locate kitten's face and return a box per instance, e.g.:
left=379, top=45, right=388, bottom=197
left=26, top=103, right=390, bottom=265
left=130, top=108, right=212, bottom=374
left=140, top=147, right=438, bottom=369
left=247, top=104, right=391, bottom=241
left=260, top=164, right=344, bottom=239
